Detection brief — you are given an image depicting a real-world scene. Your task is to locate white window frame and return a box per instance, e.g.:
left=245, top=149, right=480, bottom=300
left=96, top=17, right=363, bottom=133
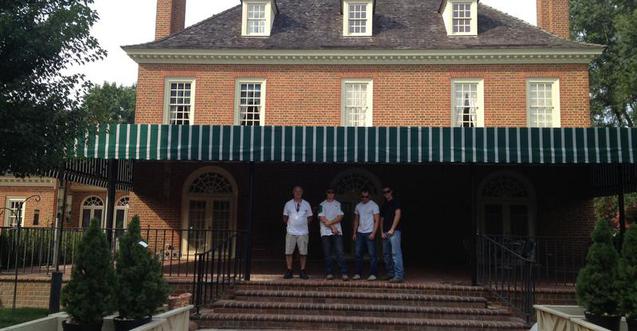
left=341, top=79, right=374, bottom=127
left=442, top=0, right=478, bottom=36
left=241, top=0, right=275, bottom=37
left=451, top=79, right=485, bottom=128
left=80, top=196, right=105, bottom=228
left=235, top=79, right=267, bottom=126
left=526, top=79, right=561, bottom=128
left=163, top=79, right=196, bottom=125
left=4, top=197, right=25, bottom=227
left=342, top=0, right=374, bottom=37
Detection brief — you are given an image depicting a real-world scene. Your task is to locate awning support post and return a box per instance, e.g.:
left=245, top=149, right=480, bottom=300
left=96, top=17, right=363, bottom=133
left=618, top=164, right=626, bottom=250
left=471, top=165, right=478, bottom=286
left=105, top=159, right=119, bottom=248
left=244, top=162, right=255, bottom=281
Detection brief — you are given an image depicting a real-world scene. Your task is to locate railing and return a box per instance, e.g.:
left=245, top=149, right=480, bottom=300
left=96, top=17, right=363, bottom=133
left=192, top=230, right=246, bottom=314
left=477, top=234, right=536, bottom=324
left=0, top=226, right=239, bottom=278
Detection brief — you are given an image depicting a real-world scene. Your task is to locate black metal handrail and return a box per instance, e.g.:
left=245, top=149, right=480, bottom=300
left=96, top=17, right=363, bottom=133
left=192, top=230, right=246, bottom=314
left=476, top=234, right=536, bottom=325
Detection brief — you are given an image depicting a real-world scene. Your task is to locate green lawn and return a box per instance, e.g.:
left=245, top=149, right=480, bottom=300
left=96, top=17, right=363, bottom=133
left=0, top=308, right=49, bottom=328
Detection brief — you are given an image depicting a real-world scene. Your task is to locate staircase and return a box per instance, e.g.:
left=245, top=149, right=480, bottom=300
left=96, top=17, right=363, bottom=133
left=195, top=279, right=529, bottom=330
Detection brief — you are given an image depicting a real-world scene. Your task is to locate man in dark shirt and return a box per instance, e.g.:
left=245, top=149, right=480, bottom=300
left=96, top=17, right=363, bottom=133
left=381, top=186, right=404, bottom=282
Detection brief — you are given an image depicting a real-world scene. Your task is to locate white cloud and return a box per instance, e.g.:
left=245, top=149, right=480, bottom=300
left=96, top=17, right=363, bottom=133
left=72, top=0, right=536, bottom=86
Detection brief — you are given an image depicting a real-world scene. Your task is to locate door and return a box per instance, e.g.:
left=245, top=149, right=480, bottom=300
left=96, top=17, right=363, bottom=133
left=482, top=203, right=530, bottom=237
left=187, top=198, right=233, bottom=253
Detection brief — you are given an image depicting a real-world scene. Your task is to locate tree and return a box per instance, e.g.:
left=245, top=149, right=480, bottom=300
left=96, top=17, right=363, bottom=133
left=0, top=0, right=105, bottom=176
left=84, top=83, right=136, bottom=125
left=618, top=223, right=637, bottom=320
left=571, top=0, right=637, bottom=127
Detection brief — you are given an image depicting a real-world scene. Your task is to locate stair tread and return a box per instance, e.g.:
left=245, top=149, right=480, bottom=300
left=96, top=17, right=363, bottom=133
left=210, top=300, right=509, bottom=315
left=234, top=289, right=488, bottom=302
left=201, top=312, right=528, bottom=328
left=238, top=280, right=480, bottom=291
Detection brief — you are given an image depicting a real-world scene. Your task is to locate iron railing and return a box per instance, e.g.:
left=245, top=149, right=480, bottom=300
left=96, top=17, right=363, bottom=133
left=192, top=230, right=246, bottom=314
left=0, top=226, right=239, bottom=278
left=477, top=234, right=536, bottom=324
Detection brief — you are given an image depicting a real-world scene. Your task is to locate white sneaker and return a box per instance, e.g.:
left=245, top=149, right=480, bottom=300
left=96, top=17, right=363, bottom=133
left=367, top=275, right=377, bottom=281
left=352, top=274, right=361, bottom=280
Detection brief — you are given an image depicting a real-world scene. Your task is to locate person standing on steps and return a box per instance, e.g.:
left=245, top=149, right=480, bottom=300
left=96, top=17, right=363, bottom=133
left=283, top=185, right=313, bottom=279
left=381, top=186, right=405, bottom=283
left=318, top=188, right=349, bottom=281
left=352, top=189, right=380, bottom=281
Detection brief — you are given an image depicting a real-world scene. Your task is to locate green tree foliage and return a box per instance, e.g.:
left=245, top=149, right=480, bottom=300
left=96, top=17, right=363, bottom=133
left=84, top=83, right=136, bottom=124
left=618, top=224, right=637, bottom=319
left=576, top=220, right=621, bottom=315
left=115, top=216, right=169, bottom=320
left=571, top=0, right=637, bottom=127
left=62, top=219, right=116, bottom=325
left=0, top=0, right=105, bottom=176
left=594, top=194, right=637, bottom=226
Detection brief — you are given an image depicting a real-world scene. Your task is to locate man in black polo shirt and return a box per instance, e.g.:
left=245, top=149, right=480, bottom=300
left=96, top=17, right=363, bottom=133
left=381, top=186, right=404, bottom=282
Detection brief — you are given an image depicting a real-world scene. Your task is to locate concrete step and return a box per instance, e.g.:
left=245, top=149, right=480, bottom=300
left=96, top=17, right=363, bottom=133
left=210, top=300, right=517, bottom=321
left=197, top=312, right=529, bottom=330
left=232, top=289, right=489, bottom=308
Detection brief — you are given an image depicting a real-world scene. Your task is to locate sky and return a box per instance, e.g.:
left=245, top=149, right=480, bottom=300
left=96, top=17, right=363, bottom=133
left=74, top=0, right=537, bottom=86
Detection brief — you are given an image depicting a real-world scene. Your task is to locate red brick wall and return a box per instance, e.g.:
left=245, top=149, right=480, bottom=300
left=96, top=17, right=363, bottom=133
left=0, top=186, right=57, bottom=227
left=155, top=0, right=186, bottom=40
left=135, top=63, right=591, bottom=127
left=537, top=0, right=570, bottom=39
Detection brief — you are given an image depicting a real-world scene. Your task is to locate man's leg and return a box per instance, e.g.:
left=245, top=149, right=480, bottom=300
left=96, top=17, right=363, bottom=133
left=321, top=236, right=334, bottom=276
left=284, top=234, right=295, bottom=278
left=298, top=234, right=309, bottom=279
left=382, top=237, right=394, bottom=278
left=354, top=233, right=365, bottom=277
left=367, top=235, right=378, bottom=277
left=390, top=230, right=404, bottom=280
left=333, top=235, right=348, bottom=276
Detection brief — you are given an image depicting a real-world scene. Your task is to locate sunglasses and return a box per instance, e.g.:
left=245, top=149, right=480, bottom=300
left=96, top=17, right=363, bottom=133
left=383, top=190, right=392, bottom=194
left=326, top=191, right=335, bottom=194
left=361, top=195, right=370, bottom=199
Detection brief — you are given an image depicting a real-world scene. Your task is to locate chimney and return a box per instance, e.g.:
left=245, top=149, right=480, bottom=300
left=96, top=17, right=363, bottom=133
left=536, top=0, right=570, bottom=39
left=155, top=0, right=186, bottom=40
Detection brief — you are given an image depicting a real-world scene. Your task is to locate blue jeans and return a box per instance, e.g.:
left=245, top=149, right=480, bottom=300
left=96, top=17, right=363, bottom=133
left=355, top=232, right=378, bottom=276
left=382, top=230, right=404, bottom=279
left=321, top=235, right=348, bottom=275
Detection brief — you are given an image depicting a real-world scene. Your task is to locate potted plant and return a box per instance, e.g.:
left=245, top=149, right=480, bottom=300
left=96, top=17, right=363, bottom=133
left=619, top=207, right=637, bottom=331
left=61, top=219, right=116, bottom=331
left=114, top=216, right=170, bottom=331
left=576, top=220, right=621, bottom=331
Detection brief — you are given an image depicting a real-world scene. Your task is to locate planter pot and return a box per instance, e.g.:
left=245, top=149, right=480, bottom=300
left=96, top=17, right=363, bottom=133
left=168, top=292, right=192, bottom=310
left=627, top=317, right=637, bottom=331
left=62, top=319, right=104, bottom=331
left=113, top=316, right=153, bottom=331
left=584, top=312, right=621, bottom=331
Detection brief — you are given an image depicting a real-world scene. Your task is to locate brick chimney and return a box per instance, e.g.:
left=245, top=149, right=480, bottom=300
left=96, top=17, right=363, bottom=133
left=536, top=0, right=570, bottom=39
left=155, top=0, right=186, bottom=40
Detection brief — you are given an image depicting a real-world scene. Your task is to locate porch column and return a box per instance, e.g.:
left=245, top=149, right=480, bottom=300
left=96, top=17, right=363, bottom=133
left=244, top=162, right=255, bottom=281
left=105, top=159, right=119, bottom=247
left=618, top=164, right=626, bottom=249
left=471, top=165, right=478, bottom=286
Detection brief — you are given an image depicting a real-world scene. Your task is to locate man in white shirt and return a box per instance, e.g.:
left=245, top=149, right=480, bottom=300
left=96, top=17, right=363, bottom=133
left=352, top=189, right=380, bottom=281
left=318, top=188, right=349, bottom=281
left=283, top=186, right=313, bottom=279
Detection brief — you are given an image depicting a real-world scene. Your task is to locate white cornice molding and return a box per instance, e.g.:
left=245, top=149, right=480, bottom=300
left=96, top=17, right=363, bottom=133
left=124, top=48, right=603, bottom=65
left=0, top=176, right=56, bottom=188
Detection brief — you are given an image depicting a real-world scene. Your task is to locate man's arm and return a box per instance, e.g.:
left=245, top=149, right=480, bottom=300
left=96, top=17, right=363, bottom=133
left=370, top=213, right=380, bottom=240
left=283, top=215, right=289, bottom=225
left=380, top=216, right=386, bottom=239
left=388, top=209, right=402, bottom=235
left=352, top=214, right=359, bottom=240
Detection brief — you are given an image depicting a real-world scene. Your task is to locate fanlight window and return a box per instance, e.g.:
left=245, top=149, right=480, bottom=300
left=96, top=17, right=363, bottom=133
left=190, top=172, right=233, bottom=194
left=333, top=172, right=379, bottom=196
left=482, top=176, right=528, bottom=199
left=83, top=196, right=104, bottom=207
left=117, top=196, right=129, bottom=207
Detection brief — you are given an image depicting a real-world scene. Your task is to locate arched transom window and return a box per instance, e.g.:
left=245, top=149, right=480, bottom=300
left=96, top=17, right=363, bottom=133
left=190, top=172, right=233, bottom=194
left=81, top=196, right=104, bottom=228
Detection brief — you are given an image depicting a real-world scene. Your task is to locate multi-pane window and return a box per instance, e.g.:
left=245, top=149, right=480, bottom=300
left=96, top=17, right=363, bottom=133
left=167, top=81, right=193, bottom=125
left=452, top=3, right=472, bottom=33
left=348, top=3, right=368, bottom=34
left=81, top=196, right=104, bottom=228
left=528, top=81, right=558, bottom=128
left=247, top=3, right=266, bottom=35
left=453, top=82, right=480, bottom=127
left=343, top=81, right=372, bottom=127
left=4, top=199, right=25, bottom=227
left=238, top=82, right=264, bottom=126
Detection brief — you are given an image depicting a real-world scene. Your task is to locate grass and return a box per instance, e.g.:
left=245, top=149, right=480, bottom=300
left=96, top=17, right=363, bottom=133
left=0, top=308, right=49, bottom=328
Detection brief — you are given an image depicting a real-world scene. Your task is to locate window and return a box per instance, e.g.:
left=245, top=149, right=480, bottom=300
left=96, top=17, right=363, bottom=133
left=241, top=1, right=275, bottom=37
left=452, top=3, right=472, bottom=33
left=81, top=196, right=104, bottom=228
left=33, top=209, right=40, bottom=226
left=342, top=80, right=373, bottom=127
left=527, top=80, right=560, bottom=128
left=235, top=80, right=266, bottom=126
left=343, top=0, right=373, bottom=36
left=165, top=80, right=195, bottom=125
left=115, top=196, right=129, bottom=230
left=452, top=80, right=484, bottom=127
left=4, top=198, right=25, bottom=227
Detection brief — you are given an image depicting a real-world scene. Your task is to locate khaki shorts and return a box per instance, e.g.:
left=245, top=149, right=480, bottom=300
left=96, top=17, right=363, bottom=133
left=285, top=234, right=309, bottom=255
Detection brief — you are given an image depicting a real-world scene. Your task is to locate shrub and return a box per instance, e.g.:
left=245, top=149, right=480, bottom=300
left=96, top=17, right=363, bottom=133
left=576, top=220, right=620, bottom=315
left=619, top=225, right=637, bottom=319
left=115, top=216, right=169, bottom=320
left=62, top=219, right=116, bottom=325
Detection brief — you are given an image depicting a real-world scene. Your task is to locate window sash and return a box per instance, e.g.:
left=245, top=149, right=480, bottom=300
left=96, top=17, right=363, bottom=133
left=168, top=82, right=193, bottom=125
left=528, top=82, right=555, bottom=128
left=5, top=199, right=25, bottom=227
left=239, top=82, right=263, bottom=126
left=453, top=83, right=479, bottom=128
left=452, top=3, right=472, bottom=33
left=348, top=3, right=368, bottom=34
left=247, top=3, right=267, bottom=34
left=344, top=83, right=369, bottom=127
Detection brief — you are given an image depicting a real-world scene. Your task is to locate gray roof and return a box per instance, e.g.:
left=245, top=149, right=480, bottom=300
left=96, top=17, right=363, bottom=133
left=125, top=0, right=602, bottom=51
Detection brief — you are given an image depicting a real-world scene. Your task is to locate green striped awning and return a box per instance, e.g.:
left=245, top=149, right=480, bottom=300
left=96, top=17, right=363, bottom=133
left=75, top=125, right=637, bottom=165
